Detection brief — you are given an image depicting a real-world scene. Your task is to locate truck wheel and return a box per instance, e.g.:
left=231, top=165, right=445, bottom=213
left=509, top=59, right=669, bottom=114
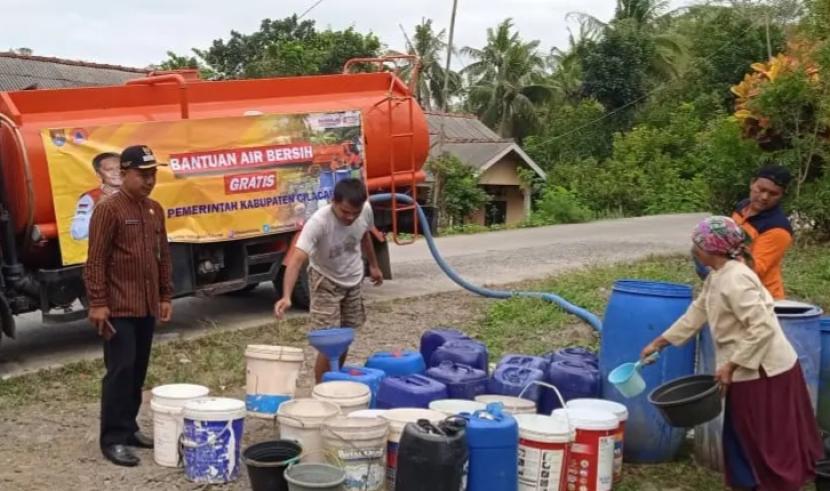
left=227, top=283, right=259, bottom=296
left=273, top=266, right=311, bottom=311
left=291, top=267, right=311, bottom=311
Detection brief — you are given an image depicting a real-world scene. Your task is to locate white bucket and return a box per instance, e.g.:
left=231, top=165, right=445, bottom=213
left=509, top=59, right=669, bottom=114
left=429, top=399, right=486, bottom=416
left=380, top=408, right=446, bottom=490
left=566, top=398, right=629, bottom=483
left=514, top=414, right=572, bottom=491
left=475, top=394, right=537, bottom=414
left=151, top=383, right=210, bottom=408
left=150, top=384, right=210, bottom=468
left=312, top=381, right=372, bottom=415
left=322, top=416, right=389, bottom=491
left=350, top=409, right=388, bottom=419
left=245, top=345, right=304, bottom=418
left=277, top=398, right=341, bottom=463
left=181, top=397, right=247, bottom=484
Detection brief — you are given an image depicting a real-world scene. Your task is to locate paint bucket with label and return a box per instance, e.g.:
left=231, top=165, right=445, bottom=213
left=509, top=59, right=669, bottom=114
left=553, top=408, right=618, bottom=491
left=245, top=345, right=304, bottom=418
left=322, top=415, right=389, bottom=491
left=181, top=397, right=247, bottom=484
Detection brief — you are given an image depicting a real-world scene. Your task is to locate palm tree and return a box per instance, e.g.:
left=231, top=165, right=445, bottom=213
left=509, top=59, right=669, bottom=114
left=567, top=0, right=688, bottom=79
left=461, top=19, right=553, bottom=140
left=397, top=19, right=461, bottom=111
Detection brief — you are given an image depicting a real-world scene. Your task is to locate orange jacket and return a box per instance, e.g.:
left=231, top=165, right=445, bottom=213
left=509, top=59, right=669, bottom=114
left=732, top=199, right=793, bottom=299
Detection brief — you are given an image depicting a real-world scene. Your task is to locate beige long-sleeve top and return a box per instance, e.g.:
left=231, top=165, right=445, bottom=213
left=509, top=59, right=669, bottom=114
left=662, top=260, right=797, bottom=382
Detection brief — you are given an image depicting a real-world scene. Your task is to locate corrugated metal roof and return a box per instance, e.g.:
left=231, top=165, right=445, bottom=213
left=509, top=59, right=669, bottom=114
left=425, top=112, right=545, bottom=180
left=0, top=53, right=148, bottom=91
left=426, top=112, right=503, bottom=142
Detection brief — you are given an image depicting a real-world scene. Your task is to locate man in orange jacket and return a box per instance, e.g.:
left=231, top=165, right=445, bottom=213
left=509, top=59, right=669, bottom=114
left=731, top=165, right=793, bottom=299
left=695, top=165, right=793, bottom=299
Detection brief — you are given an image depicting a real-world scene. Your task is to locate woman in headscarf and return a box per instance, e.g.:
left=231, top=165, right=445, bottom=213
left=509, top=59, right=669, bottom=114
left=642, top=216, right=821, bottom=491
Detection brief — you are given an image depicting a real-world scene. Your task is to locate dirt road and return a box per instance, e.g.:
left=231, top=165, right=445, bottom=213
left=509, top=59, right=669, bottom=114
left=0, top=213, right=704, bottom=377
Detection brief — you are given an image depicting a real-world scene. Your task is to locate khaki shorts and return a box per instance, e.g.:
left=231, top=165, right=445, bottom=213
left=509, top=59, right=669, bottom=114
left=309, top=268, right=366, bottom=328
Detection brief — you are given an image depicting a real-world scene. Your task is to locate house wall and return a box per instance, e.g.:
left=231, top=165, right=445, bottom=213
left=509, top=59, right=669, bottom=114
left=478, top=158, right=523, bottom=186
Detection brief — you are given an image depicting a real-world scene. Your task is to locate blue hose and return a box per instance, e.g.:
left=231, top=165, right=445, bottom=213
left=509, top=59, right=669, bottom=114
left=370, top=193, right=604, bottom=332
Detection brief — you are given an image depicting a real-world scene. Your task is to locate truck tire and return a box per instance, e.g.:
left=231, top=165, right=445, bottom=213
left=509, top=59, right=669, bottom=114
left=291, top=267, right=311, bottom=311
left=226, top=283, right=259, bottom=296
left=273, top=265, right=311, bottom=311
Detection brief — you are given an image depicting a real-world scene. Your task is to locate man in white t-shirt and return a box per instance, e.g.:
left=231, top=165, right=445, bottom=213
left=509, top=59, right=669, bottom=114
left=274, top=178, right=384, bottom=382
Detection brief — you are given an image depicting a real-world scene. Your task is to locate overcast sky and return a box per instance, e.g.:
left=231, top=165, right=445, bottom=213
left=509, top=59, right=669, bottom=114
left=3, top=0, right=692, bottom=68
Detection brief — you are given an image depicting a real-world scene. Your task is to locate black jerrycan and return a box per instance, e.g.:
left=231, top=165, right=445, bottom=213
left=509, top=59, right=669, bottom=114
left=395, top=417, right=469, bottom=491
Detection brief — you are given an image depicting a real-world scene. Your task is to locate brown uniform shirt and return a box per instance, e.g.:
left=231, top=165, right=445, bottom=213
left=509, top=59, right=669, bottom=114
left=84, top=191, right=173, bottom=318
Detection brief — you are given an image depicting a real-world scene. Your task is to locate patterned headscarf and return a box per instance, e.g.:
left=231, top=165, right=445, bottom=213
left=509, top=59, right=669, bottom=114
left=692, top=216, right=749, bottom=259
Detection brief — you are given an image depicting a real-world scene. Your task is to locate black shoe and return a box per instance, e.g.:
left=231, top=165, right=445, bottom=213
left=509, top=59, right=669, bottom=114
left=127, top=432, right=154, bottom=449
left=102, top=444, right=140, bottom=467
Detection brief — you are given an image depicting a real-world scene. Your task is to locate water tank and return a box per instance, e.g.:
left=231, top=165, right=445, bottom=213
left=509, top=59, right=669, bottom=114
left=425, top=361, right=487, bottom=400
left=547, top=347, right=598, bottom=367
left=395, top=418, right=468, bottom=491
left=366, top=350, right=426, bottom=377
left=420, top=328, right=470, bottom=367
left=598, top=280, right=695, bottom=463
left=542, top=360, right=600, bottom=413
left=465, top=404, right=519, bottom=491
left=487, top=365, right=546, bottom=410
left=376, top=375, right=448, bottom=409
left=430, top=340, right=489, bottom=373
left=497, top=354, right=549, bottom=373
left=0, top=70, right=429, bottom=256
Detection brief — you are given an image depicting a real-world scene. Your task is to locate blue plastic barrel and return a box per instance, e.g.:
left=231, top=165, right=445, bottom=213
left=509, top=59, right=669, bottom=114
left=366, top=350, right=425, bottom=377
left=420, top=328, right=470, bottom=367
left=541, top=360, right=600, bottom=413
left=820, top=317, right=830, bottom=431
left=465, top=404, right=519, bottom=491
left=497, top=354, right=550, bottom=373
left=547, top=347, right=598, bottom=367
left=599, top=280, right=695, bottom=463
left=425, top=361, right=488, bottom=400
left=322, top=365, right=385, bottom=408
left=430, top=340, right=489, bottom=373
left=376, top=374, right=448, bottom=409
left=775, top=300, right=823, bottom=412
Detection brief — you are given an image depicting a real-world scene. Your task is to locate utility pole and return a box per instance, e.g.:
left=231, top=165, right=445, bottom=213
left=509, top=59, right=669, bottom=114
left=434, top=0, right=459, bottom=210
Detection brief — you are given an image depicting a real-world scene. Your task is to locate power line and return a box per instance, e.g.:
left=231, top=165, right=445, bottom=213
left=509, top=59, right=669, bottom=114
left=546, top=14, right=767, bottom=142
left=298, top=0, right=325, bottom=20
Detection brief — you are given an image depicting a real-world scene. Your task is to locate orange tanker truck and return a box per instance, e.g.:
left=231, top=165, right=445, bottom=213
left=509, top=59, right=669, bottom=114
left=0, top=56, right=429, bottom=344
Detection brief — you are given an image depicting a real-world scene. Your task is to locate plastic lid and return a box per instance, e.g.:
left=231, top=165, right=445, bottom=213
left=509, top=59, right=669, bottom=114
left=514, top=414, right=571, bottom=443
left=554, top=408, right=618, bottom=431
left=566, top=398, right=629, bottom=421
left=151, top=383, right=210, bottom=400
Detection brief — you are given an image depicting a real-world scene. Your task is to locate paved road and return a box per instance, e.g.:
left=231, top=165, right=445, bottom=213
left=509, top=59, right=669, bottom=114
left=0, top=213, right=704, bottom=377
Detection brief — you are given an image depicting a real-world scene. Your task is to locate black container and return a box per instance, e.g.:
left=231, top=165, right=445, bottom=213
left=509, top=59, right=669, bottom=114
left=648, top=374, right=722, bottom=427
left=243, top=440, right=302, bottom=491
left=817, top=460, right=830, bottom=491
left=395, top=418, right=468, bottom=491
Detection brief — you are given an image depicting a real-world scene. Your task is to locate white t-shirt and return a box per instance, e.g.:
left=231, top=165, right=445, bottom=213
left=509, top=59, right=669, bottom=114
left=295, top=202, right=374, bottom=287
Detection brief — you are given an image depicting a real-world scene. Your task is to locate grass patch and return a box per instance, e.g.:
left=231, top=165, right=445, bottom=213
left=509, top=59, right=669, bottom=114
left=0, top=317, right=308, bottom=411
left=473, top=255, right=700, bottom=359
left=476, top=244, right=828, bottom=490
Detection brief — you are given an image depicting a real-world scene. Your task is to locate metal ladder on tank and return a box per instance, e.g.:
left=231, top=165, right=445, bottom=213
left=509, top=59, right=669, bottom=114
left=383, top=89, right=419, bottom=245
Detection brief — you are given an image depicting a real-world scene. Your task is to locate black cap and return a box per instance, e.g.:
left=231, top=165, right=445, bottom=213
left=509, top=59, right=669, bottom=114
left=755, top=165, right=792, bottom=189
left=120, top=145, right=166, bottom=170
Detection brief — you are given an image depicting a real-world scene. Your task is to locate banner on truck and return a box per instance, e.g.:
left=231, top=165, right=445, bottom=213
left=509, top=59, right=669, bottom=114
left=42, top=110, right=365, bottom=265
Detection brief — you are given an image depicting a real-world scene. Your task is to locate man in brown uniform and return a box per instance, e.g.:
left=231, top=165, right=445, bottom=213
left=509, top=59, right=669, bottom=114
left=84, top=145, right=173, bottom=467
